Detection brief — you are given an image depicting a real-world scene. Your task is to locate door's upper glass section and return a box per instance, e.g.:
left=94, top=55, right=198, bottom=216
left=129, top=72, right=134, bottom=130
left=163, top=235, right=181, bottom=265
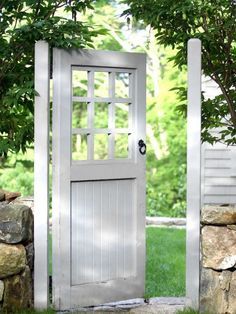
left=71, top=67, right=134, bottom=162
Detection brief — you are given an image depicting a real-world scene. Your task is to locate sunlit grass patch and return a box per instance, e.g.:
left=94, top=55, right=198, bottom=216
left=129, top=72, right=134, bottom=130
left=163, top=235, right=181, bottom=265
left=145, top=226, right=186, bottom=298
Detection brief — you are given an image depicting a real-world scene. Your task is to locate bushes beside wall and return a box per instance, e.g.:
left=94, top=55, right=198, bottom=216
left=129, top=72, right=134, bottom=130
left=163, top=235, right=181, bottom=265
left=0, top=190, right=34, bottom=312
left=200, top=205, right=236, bottom=314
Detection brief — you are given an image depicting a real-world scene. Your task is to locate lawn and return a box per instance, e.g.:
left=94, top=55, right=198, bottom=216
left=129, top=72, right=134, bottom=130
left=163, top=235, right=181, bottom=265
left=145, top=226, right=186, bottom=298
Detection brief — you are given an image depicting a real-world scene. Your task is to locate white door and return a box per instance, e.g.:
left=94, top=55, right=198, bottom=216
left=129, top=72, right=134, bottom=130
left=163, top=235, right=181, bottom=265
left=52, top=49, right=146, bottom=310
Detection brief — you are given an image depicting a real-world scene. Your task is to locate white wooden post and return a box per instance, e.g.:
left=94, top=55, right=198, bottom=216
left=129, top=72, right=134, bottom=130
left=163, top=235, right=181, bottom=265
left=186, top=38, right=201, bottom=309
left=34, top=41, right=50, bottom=309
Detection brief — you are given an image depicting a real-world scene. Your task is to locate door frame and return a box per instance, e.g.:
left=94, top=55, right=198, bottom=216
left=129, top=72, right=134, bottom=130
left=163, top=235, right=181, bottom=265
left=33, top=39, right=202, bottom=310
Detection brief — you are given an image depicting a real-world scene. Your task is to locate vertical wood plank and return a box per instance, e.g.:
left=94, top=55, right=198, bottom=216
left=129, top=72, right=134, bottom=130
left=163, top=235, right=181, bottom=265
left=101, top=181, right=110, bottom=281
left=87, top=71, right=94, bottom=160
left=108, top=72, right=115, bottom=159
left=93, top=182, right=102, bottom=282
left=108, top=180, right=117, bottom=279
left=124, top=180, right=135, bottom=278
left=128, top=73, right=134, bottom=159
left=186, top=38, right=201, bottom=309
left=34, top=41, right=49, bottom=309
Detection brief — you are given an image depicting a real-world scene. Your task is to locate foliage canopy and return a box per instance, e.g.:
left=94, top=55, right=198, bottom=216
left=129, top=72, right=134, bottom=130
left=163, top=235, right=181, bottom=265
left=123, top=0, right=236, bottom=145
left=0, top=0, right=104, bottom=160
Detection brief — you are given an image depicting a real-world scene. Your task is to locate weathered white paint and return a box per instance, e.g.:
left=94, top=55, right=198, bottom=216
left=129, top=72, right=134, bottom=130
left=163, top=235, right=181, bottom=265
left=202, top=141, right=236, bottom=204
left=186, top=38, right=201, bottom=309
left=71, top=180, right=136, bottom=285
left=34, top=41, right=50, bottom=309
left=52, top=49, right=146, bottom=310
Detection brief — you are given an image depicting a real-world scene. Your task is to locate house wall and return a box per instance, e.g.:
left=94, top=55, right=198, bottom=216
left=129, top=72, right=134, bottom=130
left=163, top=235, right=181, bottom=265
left=201, top=142, right=236, bottom=204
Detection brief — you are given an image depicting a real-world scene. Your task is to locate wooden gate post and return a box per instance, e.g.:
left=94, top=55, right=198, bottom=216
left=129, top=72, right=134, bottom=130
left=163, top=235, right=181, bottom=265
left=186, top=38, right=202, bottom=309
left=34, top=41, right=50, bottom=309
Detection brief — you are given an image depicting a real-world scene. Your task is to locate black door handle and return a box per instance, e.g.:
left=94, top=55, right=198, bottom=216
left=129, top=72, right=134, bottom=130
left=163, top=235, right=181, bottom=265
left=138, top=139, right=146, bottom=155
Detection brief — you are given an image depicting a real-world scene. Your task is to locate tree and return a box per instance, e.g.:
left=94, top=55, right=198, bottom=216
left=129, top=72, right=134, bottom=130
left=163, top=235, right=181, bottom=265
left=0, top=0, right=104, bottom=161
left=123, top=0, right=236, bottom=145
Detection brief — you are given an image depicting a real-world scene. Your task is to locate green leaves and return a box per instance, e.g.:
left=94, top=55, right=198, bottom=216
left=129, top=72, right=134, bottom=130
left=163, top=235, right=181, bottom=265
left=0, top=0, right=101, bottom=157
left=124, top=0, right=236, bottom=145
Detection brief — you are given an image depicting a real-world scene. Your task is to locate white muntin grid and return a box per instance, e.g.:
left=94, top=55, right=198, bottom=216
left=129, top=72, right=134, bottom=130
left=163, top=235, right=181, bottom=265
left=71, top=66, right=135, bottom=163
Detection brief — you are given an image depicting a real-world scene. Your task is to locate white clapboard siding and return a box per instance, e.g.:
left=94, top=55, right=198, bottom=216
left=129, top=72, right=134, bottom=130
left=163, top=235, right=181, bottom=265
left=202, top=141, right=236, bottom=204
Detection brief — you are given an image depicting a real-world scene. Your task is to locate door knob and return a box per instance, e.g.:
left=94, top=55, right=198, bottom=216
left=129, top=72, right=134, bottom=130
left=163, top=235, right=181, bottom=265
left=138, top=139, right=146, bottom=155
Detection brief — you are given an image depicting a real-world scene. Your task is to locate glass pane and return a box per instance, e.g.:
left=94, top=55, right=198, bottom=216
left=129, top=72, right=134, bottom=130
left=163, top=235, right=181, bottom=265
left=94, top=72, right=109, bottom=98
left=94, top=103, right=109, bottom=129
left=72, top=70, right=88, bottom=96
left=72, top=134, right=87, bottom=160
left=72, top=102, right=87, bottom=129
left=115, top=134, right=129, bottom=158
left=115, top=72, right=129, bottom=98
left=115, top=103, right=129, bottom=128
left=94, top=134, right=108, bottom=160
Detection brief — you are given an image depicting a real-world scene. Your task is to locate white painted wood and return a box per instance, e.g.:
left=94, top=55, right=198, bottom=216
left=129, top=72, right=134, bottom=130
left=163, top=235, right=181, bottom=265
left=72, top=128, right=132, bottom=135
left=204, top=148, right=231, bottom=159
left=231, top=148, right=236, bottom=177
left=108, top=72, right=115, bottom=159
left=72, top=96, right=132, bottom=103
left=204, top=159, right=231, bottom=168
left=205, top=177, right=236, bottom=185
left=204, top=195, right=236, bottom=203
left=52, top=47, right=72, bottom=309
left=87, top=70, right=94, bottom=160
left=186, top=39, right=201, bottom=309
left=201, top=143, right=236, bottom=204
left=204, top=185, right=236, bottom=195
left=52, top=49, right=146, bottom=310
left=34, top=41, right=50, bottom=309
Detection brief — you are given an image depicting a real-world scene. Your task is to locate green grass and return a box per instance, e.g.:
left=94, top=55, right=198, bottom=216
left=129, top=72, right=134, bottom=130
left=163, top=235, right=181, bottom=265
left=145, top=226, right=186, bottom=298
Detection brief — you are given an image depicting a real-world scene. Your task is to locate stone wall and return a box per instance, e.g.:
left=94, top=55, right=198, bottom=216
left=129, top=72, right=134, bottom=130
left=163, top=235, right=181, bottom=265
left=200, top=205, right=236, bottom=314
left=0, top=190, right=34, bottom=312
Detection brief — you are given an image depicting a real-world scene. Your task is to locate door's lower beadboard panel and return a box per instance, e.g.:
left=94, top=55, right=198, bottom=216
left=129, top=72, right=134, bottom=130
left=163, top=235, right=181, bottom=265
left=71, top=179, right=136, bottom=286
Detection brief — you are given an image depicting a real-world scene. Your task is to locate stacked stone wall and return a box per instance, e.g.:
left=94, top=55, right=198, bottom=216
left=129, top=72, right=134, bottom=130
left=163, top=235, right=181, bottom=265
left=0, top=190, right=34, bottom=312
left=200, top=205, right=236, bottom=314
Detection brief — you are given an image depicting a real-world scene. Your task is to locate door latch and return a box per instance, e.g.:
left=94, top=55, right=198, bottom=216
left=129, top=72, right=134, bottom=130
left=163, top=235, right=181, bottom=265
left=138, top=139, right=146, bottom=155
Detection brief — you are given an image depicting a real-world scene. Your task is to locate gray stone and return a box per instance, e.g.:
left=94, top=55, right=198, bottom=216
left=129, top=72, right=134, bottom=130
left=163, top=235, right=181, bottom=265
left=0, top=190, right=5, bottom=201
left=129, top=304, right=185, bottom=313
left=11, top=196, right=34, bottom=213
left=25, top=243, right=34, bottom=270
left=228, top=271, right=236, bottom=314
left=4, top=191, right=21, bottom=202
left=148, top=297, right=188, bottom=305
left=227, top=225, right=236, bottom=231
left=0, top=201, right=8, bottom=208
left=201, top=204, right=236, bottom=225
left=3, top=266, right=32, bottom=311
left=0, top=243, right=26, bottom=279
left=202, top=226, right=236, bottom=269
left=0, top=204, right=33, bottom=244
left=104, top=298, right=145, bottom=307
left=200, top=268, right=236, bottom=314
left=146, top=217, right=186, bottom=227
left=0, top=280, right=4, bottom=301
